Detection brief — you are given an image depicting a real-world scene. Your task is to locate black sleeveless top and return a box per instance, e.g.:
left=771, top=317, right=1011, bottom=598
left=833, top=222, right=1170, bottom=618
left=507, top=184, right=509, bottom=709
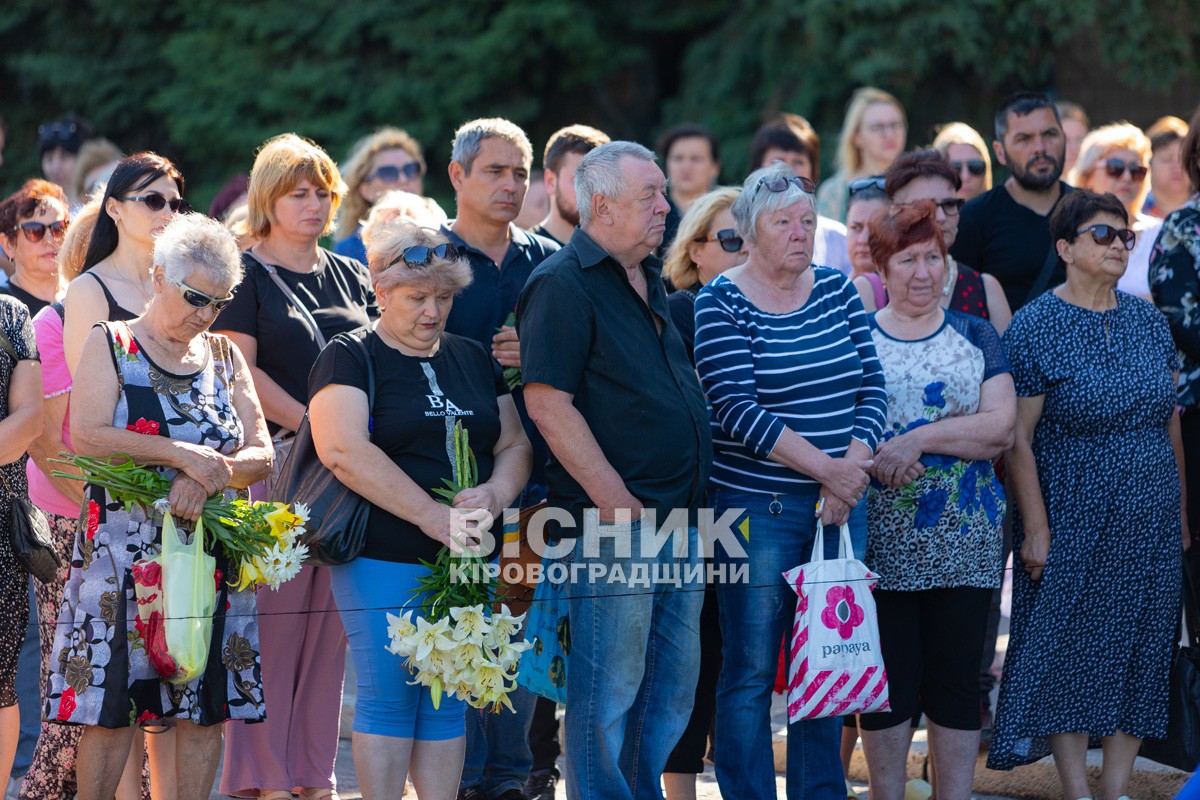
left=85, top=272, right=139, bottom=322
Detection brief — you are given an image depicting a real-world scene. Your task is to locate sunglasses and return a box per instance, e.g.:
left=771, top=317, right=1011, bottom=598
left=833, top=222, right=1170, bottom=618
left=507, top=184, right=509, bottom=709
left=755, top=174, right=816, bottom=196
left=950, top=159, right=987, bottom=177
left=37, top=121, right=78, bottom=145
left=931, top=197, right=966, bottom=216
left=695, top=228, right=744, bottom=253
left=123, top=193, right=190, bottom=213
left=1102, top=159, right=1149, bottom=181
left=1068, top=223, right=1136, bottom=250
left=368, top=163, right=422, bottom=183
left=848, top=176, right=886, bottom=197
left=10, top=220, right=68, bottom=244
left=386, top=243, right=461, bottom=270
left=172, top=279, right=234, bottom=312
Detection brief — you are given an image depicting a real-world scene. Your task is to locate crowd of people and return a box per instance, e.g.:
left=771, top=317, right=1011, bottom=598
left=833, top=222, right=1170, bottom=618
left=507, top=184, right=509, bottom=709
left=0, top=87, right=1192, bottom=800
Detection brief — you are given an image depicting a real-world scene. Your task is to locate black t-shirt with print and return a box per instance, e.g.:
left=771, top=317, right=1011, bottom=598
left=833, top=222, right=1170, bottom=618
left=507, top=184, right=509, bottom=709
left=308, top=330, right=510, bottom=564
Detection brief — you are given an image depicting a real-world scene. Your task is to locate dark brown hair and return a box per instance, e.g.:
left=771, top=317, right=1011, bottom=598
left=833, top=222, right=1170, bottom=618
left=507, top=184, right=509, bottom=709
left=0, top=179, right=68, bottom=239
left=750, top=114, right=821, bottom=182
left=1182, top=105, right=1200, bottom=193
left=884, top=150, right=960, bottom=198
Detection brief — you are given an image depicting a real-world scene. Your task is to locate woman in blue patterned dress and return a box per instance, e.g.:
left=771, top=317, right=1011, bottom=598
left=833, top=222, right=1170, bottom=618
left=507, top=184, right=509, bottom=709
left=990, top=189, right=1188, bottom=800
left=859, top=202, right=1015, bottom=800
left=44, top=214, right=272, bottom=800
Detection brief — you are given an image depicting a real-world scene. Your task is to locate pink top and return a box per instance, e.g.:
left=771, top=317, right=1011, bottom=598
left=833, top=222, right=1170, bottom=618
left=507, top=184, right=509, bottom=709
left=864, top=272, right=887, bottom=310
left=27, top=304, right=78, bottom=518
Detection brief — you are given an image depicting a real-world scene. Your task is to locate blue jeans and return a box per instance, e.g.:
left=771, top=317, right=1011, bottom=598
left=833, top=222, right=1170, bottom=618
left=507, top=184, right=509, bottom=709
left=461, top=684, right=537, bottom=794
left=710, top=487, right=865, bottom=800
left=12, top=578, right=39, bottom=777
left=564, top=513, right=703, bottom=800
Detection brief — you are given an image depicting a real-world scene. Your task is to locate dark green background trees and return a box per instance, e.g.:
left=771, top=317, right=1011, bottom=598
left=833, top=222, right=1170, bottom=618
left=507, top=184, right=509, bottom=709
left=0, top=0, right=1195, bottom=208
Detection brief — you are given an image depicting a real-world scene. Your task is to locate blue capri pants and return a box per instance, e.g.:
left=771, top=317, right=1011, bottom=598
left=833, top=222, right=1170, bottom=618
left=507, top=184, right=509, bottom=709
left=329, top=557, right=466, bottom=740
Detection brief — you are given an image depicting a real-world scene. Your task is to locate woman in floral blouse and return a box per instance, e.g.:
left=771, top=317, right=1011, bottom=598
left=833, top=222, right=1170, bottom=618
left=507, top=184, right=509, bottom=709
left=860, top=202, right=1015, bottom=800
left=1150, top=103, right=1200, bottom=547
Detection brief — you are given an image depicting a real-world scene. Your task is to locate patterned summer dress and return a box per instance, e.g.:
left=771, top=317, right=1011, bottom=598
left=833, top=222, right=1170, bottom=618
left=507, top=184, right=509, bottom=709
left=43, top=320, right=265, bottom=728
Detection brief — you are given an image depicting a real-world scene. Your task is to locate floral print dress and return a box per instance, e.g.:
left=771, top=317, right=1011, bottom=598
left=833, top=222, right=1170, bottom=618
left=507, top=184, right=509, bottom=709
left=1149, top=193, right=1200, bottom=407
left=43, top=321, right=265, bottom=728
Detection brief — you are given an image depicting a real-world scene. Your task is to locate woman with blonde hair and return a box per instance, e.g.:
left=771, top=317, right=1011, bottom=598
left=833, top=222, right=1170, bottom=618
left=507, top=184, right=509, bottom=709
left=359, top=189, right=448, bottom=253
left=216, top=133, right=375, bottom=800
left=334, top=127, right=426, bottom=263
left=933, top=122, right=993, bottom=201
left=1068, top=122, right=1157, bottom=299
left=816, top=87, right=907, bottom=223
left=69, top=139, right=123, bottom=207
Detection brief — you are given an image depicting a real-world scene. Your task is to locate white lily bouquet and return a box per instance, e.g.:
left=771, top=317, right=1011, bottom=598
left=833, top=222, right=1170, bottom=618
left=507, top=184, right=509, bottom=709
left=385, top=422, right=529, bottom=712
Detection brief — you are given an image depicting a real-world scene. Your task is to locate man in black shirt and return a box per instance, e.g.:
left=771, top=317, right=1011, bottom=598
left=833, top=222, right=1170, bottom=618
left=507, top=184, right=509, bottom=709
left=531, top=124, right=610, bottom=246
left=518, top=141, right=712, bottom=800
left=951, top=91, right=1073, bottom=311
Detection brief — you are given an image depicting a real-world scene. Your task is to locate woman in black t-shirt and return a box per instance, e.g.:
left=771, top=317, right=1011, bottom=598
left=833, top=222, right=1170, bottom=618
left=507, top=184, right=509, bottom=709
left=215, top=134, right=375, bottom=800
left=309, top=224, right=531, bottom=794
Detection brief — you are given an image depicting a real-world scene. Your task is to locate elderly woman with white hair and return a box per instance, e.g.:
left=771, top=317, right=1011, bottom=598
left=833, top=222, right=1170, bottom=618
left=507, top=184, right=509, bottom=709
left=694, top=162, right=887, bottom=799
left=44, top=213, right=272, bottom=800
left=308, top=224, right=531, bottom=798
left=1067, top=122, right=1159, bottom=298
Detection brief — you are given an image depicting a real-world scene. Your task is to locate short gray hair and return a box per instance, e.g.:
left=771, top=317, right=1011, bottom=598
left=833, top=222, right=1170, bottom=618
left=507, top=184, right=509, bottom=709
left=450, top=118, right=533, bottom=174
left=153, top=213, right=244, bottom=289
left=574, top=141, right=658, bottom=228
left=731, top=162, right=816, bottom=245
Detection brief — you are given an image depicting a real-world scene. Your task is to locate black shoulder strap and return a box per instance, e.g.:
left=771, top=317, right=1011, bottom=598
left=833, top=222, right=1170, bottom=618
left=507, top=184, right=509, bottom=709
left=244, top=250, right=328, bottom=349
left=85, top=271, right=121, bottom=308
left=51, top=301, right=65, bottom=322
left=0, top=323, right=17, bottom=365
left=1023, top=189, right=1070, bottom=306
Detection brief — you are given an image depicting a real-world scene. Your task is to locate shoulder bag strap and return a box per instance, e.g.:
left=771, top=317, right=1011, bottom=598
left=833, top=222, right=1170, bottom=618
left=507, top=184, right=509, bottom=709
left=1023, top=190, right=1071, bottom=306
left=0, top=324, right=18, bottom=366
left=245, top=250, right=327, bottom=349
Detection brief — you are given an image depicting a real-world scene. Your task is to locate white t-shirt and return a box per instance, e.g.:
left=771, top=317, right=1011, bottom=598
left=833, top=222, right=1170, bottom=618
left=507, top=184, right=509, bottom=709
left=1117, top=213, right=1162, bottom=299
left=813, top=215, right=852, bottom=276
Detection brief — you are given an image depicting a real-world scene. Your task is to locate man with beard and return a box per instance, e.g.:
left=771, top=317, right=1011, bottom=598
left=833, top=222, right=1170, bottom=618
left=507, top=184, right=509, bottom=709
left=951, top=91, right=1073, bottom=311
left=533, top=124, right=611, bottom=246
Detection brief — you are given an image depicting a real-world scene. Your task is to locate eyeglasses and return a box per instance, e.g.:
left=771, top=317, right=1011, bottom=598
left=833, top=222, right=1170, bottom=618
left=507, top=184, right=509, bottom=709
left=172, top=280, right=234, bottom=312
left=864, top=121, right=905, bottom=135
left=754, top=174, right=816, bottom=196
left=386, top=243, right=461, bottom=270
left=367, top=163, right=422, bottom=183
left=1068, top=224, right=1136, bottom=250
left=930, top=197, right=966, bottom=216
left=694, top=228, right=744, bottom=253
left=848, top=176, right=886, bottom=197
left=1102, top=159, right=1148, bottom=181
left=123, top=193, right=190, bottom=213
left=950, top=159, right=987, bottom=177
left=9, top=220, right=68, bottom=244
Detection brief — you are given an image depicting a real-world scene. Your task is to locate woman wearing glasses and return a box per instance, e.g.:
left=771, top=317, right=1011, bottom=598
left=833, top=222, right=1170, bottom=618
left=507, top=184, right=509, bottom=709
left=45, top=213, right=272, bottom=800
left=816, top=87, right=907, bottom=223
left=333, top=127, right=426, bottom=264
left=694, top=162, right=887, bottom=800
left=932, top=123, right=993, bottom=202
left=989, top=190, right=1186, bottom=800
left=308, top=224, right=531, bottom=797
left=215, top=134, right=375, bottom=800
left=0, top=179, right=68, bottom=316
left=1067, top=123, right=1158, bottom=299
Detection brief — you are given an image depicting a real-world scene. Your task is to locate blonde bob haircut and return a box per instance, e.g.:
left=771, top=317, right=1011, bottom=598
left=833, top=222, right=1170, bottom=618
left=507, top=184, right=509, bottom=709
left=664, top=187, right=740, bottom=288
left=932, top=122, right=993, bottom=192
left=1068, top=122, right=1152, bottom=214
left=836, top=87, right=906, bottom=176
left=247, top=133, right=345, bottom=240
left=367, top=222, right=473, bottom=298
left=58, top=194, right=104, bottom=283
left=336, top=127, right=425, bottom=241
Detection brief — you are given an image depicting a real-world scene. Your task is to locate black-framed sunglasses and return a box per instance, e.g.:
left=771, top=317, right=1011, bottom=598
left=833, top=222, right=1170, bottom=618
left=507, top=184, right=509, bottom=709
left=10, top=220, right=68, bottom=244
left=931, top=197, right=966, bottom=216
left=694, top=228, right=744, bottom=253
left=124, top=193, right=190, bottom=213
left=172, top=279, right=234, bottom=312
left=1068, top=223, right=1136, bottom=250
left=848, top=176, right=886, bottom=197
left=386, top=243, right=461, bottom=270
left=950, top=159, right=987, bottom=177
left=1102, top=159, right=1148, bottom=181
left=37, top=121, right=78, bottom=145
left=368, top=163, right=422, bottom=183
left=755, top=174, right=816, bottom=196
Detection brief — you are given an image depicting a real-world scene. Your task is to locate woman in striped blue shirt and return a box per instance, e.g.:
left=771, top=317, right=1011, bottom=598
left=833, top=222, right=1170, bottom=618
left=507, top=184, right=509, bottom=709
left=694, top=162, right=887, bottom=800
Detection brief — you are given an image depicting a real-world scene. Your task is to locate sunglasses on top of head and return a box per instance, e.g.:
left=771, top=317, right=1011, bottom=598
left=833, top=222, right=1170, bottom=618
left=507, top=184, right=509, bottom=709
left=123, top=193, right=190, bottom=213
left=694, top=228, right=744, bottom=253
left=755, top=174, right=816, bottom=196
left=9, top=220, right=68, bottom=244
left=950, top=159, right=987, bottom=176
left=848, top=176, right=886, bottom=197
left=1068, top=223, right=1136, bottom=250
left=1102, top=159, right=1148, bottom=181
left=386, top=243, right=461, bottom=270
left=368, top=163, right=422, bottom=183
left=172, top=279, right=234, bottom=312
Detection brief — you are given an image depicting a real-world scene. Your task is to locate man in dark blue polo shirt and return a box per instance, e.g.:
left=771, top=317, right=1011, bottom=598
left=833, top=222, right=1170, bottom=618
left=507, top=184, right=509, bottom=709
left=442, top=117, right=559, bottom=800
left=518, top=141, right=713, bottom=800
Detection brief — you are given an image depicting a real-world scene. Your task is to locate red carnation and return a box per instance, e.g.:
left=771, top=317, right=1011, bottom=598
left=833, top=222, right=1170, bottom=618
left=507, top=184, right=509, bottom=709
left=56, top=687, right=76, bottom=721
left=126, top=418, right=160, bottom=436
left=85, top=501, right=100, bottom=540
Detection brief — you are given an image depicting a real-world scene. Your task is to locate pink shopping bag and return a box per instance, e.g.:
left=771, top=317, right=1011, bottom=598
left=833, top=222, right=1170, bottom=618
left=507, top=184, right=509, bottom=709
left=782, top=523, right=890, bottom=722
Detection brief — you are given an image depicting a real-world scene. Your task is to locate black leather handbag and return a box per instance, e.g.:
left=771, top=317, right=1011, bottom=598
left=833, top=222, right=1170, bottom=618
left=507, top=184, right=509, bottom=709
left=269, top=331, right=375, bottom=566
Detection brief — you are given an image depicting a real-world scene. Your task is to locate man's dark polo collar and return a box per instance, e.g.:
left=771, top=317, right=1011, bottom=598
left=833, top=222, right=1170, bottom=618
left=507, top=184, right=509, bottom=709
left=570, top=227, right=664, bottom=279
left=442, top=222, right=536, bottom=267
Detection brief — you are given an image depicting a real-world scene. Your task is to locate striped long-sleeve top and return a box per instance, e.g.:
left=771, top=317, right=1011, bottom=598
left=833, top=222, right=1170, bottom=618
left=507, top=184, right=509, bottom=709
left=694, top=267, right=888, bottom=494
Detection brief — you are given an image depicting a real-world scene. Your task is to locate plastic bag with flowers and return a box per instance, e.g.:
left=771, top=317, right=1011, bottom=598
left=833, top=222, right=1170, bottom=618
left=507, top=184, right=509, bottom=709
left=385, top=421, right=530, bottom=712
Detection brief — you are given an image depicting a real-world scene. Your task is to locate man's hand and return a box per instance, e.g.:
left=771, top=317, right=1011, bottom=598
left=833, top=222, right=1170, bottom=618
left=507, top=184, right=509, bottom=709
left=492, top=326, right=521, bottom=369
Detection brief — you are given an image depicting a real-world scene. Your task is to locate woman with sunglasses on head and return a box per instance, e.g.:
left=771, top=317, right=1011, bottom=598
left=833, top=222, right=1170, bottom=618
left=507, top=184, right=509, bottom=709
left=0, top=180, right=69, bottom=316
left=308, top=224, right=530, bottom=798
left=932, top=123, right=993, bottom=202
left=1068, top=123, right=1158, bottom=299
left=694, top=162, right=887, bottom=800
left=215, top=133, right=375, bottom=800
left=334, top=127, right=426, bottom=264
left=816, top=87, right=908, bottom=223
left=989, top=190, right=1186, bottom=800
